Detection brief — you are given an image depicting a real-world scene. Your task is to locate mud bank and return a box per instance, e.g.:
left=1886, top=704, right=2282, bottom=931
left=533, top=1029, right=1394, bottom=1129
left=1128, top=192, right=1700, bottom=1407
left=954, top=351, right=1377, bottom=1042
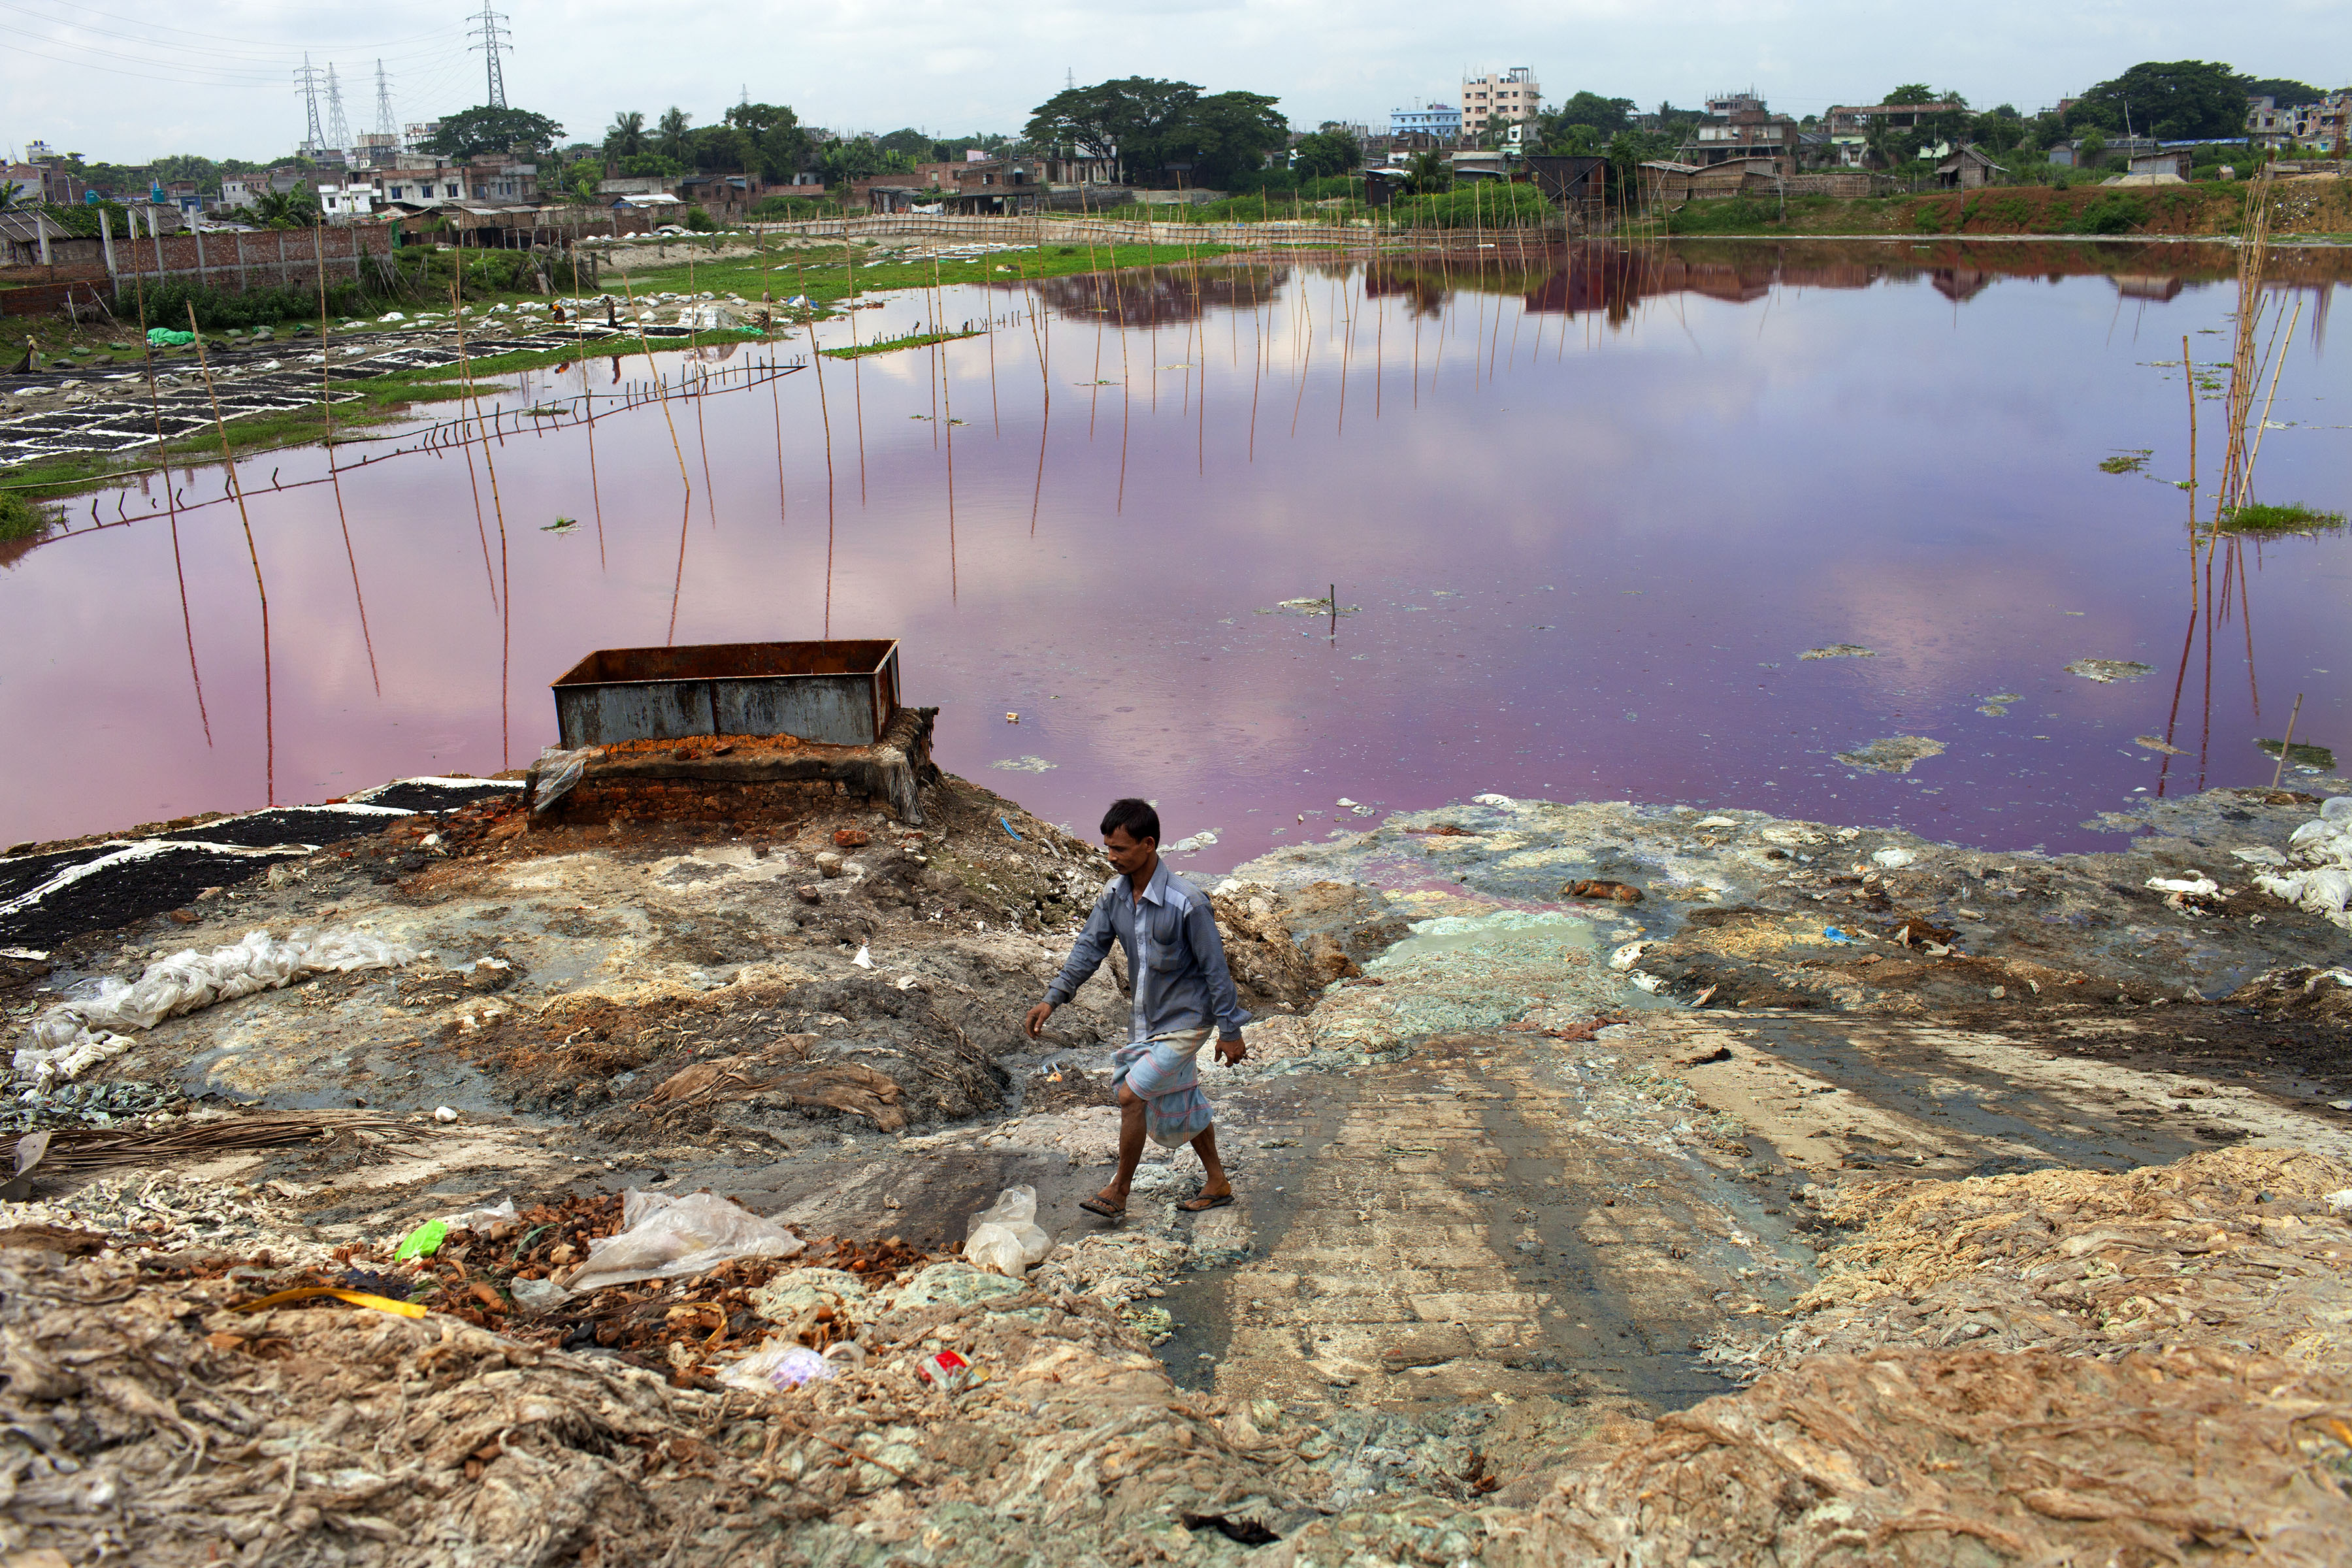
left=3, top=769, right=2350, bottom=1565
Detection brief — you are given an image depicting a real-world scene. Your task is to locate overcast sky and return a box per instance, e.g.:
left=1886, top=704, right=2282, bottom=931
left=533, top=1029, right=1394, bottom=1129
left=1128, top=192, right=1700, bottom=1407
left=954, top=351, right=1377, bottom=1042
left=3, top=0, right=2340, bottom=165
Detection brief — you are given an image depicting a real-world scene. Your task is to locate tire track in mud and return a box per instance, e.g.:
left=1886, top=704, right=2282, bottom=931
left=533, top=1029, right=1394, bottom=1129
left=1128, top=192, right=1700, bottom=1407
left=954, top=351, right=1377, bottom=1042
left=1171, top=1032, right=1795, bottom=1426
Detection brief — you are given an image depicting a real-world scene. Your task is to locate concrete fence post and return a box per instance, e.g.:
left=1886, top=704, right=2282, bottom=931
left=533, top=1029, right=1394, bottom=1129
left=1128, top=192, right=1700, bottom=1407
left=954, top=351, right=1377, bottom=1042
left=99, top=208, right=116, bottom=281
left=193, top=223, right=208, bottom=286
left=277, top=230, right=289, bottom=288
left=36, top=216, right=50, bottom=267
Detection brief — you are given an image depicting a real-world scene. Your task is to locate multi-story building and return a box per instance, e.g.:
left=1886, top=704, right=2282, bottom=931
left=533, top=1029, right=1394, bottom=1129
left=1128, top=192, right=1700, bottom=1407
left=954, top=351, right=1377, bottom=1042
left=1389, top=103, right=1462, bottom=143
left=1823, top=99, right=1966, bottom=167
left=1460, top=67, right=1539, bottom=142
left=2247, top=96, right=2297, bottom=148
left=1681, top=95, right=1802, bottom=170
left=2297, top=91, right=2349, bottom=150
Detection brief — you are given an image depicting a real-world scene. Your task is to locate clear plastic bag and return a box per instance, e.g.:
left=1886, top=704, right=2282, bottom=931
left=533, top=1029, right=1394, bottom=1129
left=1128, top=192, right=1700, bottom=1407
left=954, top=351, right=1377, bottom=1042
left=561, top=1190, right=803, bottom=1292
left=531, top=746, right=593, bottom=813
left=718, top=1342, right=834, bottom=1392
left=963, top=1184, right=1052, bottom=1277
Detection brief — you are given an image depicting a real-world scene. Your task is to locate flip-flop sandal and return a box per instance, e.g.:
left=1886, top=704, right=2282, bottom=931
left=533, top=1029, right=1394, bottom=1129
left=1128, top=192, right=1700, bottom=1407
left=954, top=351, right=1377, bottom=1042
left=1079, top=1196, right=1127, bottom=1220
left=1181, top=1192, right=1236, bottom=1212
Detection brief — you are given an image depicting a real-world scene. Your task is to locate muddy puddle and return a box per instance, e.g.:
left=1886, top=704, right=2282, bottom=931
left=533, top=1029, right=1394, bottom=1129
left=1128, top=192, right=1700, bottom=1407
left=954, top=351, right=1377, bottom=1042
left=4, top=239, right=2347, bottom=870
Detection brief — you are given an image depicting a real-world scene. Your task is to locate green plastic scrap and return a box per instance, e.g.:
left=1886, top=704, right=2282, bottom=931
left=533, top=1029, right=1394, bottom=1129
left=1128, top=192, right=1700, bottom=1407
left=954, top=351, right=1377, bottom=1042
left=391, top=1218, right=448, bottom=1260
left=146, top=327, right=195, bottom=346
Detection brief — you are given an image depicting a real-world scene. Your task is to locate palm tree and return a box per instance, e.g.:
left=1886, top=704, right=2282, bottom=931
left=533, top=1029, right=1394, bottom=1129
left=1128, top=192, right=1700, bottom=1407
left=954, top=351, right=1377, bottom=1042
left=253, top=189, right=318, bottom=229
left=657, top=106, right=691, bottom=162
left=0, top=179, right=22, bottom=212
left=1403, top=148, right=1452, bottom=195
left=607, top=110, right=645, bottom=159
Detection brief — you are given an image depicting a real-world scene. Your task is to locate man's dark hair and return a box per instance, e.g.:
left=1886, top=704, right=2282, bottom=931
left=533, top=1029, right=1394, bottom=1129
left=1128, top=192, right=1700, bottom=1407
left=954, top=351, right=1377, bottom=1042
left=1100, top=798, right=1160, bottom=846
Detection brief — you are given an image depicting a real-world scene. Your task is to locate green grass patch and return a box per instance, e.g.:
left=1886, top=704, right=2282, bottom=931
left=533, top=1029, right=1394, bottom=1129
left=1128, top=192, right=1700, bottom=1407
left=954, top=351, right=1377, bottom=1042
left=2219, top=502, right=2346, bottom=535
left=1665, top=194, right=1837, bottom=235
left=0, top=485, right=57, bottom=542
left=821, top=327, right=985, bottom=359
left=629, top=239, right=1236, bottom=309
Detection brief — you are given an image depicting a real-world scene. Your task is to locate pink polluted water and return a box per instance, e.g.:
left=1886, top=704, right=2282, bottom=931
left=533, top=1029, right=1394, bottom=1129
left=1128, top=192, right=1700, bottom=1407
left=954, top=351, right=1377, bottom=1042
left=5, top=238, right=2348, bottom=872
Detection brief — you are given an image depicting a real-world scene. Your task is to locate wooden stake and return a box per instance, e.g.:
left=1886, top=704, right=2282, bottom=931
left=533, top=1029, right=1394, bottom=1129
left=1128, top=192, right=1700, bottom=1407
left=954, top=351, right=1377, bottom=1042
left=2270, top=693, right=2304, bottom=788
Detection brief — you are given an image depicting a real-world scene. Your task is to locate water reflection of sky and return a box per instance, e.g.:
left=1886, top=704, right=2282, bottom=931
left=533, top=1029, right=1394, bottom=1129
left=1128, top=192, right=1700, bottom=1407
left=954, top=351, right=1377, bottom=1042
left=3, top=240, right=2345, bottom=870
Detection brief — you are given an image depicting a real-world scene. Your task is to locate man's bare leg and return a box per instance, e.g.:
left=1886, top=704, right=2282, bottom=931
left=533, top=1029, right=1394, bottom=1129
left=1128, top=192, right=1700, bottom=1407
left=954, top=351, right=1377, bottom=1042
left=1179, top=1124, right=1231, bottom=1210
left=1092, top=1083, right=1148, bottom=1213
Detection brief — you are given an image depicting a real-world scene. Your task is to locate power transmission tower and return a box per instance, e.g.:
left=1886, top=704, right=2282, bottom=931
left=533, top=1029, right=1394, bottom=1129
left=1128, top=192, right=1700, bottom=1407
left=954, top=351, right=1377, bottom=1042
left=469, top=2, right=511, bottom=109
left=374, top=60, right=398, bottom=139
left=325, top=64, right=353, bottom=155
left=295, top=55, right=327, bottom=155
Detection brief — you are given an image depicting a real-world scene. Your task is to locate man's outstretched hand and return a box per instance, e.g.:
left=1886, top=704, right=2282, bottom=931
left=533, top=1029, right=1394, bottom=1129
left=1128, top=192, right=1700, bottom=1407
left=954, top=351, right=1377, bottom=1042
left=1024, top=1002, right=1054, bottom=1039
left=1215, top=1034, right=1247, bottom=1067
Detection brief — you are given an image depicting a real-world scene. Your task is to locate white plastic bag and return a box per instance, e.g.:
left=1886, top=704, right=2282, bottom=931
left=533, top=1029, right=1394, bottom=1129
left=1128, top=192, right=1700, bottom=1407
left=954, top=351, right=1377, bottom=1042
left=531, top=746, right=592, bottom=813
left=438, top=1197, right=519, bottom=1232
left=963, top=1184, right=1051, bottom=1277
left=718, top=1342, right=834, bottom=1393
left=14, top=926, right=422, bottom=1088
left=561, top=1189, right=802, bottom=1292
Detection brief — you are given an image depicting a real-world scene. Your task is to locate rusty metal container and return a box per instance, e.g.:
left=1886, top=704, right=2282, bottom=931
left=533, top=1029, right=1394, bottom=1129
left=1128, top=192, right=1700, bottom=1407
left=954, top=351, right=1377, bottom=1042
left=551, top=640, right=903, bottom=749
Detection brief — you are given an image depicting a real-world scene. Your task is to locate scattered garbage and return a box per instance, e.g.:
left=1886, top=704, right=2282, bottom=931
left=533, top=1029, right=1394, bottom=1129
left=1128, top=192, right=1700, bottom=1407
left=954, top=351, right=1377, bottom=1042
left=2065, top=658, right=2155, bottom=683
left=1974, top=693, right=2021, bottom=715
left=561, top=1189, right=803, bottom=1292
left=144, top=327, right=195, bottom=347
left=1835, top=736, right=1945, bottom=775
left=992, top=756, right=1057, bottom=772
left=719, top=1340, right=836, bottom=1392
left=1821, top=926, right=1858, bottom=943
left=2135, top=734, right=2189, bottom=755
left=916, top=1347, right=972, bottom=1391
left=2252, top=798, right=2352, bottom=929
left=852, top=943, right=875, bottom=968
left=433, top=1105, right=459, bottom=1122
left=1000, top=815, right=1024, bottom=840
left=529, top=745, right=592, bottom=813
left=1870, top=847, right=1916, bottom=869
left=438, top=1197, right=519, bottom=1231
left=1799, top=644, right=1875, bottom=659
left=963, top=1185, right=1053, bottom=1277
left=391, top=1218, right=448, bottom=1260
left=14, top=926, right=424, bottom=1089
left=1167, top=830, right=1219, bottom=854
left=1565, top=879, right=1644, bottom=903
left=1608, top=940, right=1652, bottom=971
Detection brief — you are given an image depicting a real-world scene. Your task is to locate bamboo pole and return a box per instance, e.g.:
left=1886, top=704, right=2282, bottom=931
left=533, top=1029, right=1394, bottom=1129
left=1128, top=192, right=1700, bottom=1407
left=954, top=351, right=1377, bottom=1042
left=319, top=220, right=378, bottom=696
left=449, top=282, right=512, bottom=765
left=131, top=263, right=209, bottom=742
left=186, top=305, right=272, bottom=803
left=796, top=263, right=840, bottom=637
left=2270, top=693, right=2303, bottom=787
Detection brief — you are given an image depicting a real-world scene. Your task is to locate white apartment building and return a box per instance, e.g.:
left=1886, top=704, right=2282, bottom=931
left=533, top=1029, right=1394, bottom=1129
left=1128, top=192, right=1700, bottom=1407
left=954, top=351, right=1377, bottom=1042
left=1461, top=67, right=1539, bottom=140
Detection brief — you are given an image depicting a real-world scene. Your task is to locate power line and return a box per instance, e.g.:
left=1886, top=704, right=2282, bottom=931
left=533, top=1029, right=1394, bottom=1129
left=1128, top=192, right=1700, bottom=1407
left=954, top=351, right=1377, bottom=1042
left=468, top=1, right=510, bottom=110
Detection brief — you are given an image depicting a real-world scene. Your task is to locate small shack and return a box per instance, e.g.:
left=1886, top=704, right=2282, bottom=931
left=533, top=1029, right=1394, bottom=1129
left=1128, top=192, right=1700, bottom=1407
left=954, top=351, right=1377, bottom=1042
left=536, top=640, right=938, bottom=825
left=1935, top=146, right=2008, bottom=189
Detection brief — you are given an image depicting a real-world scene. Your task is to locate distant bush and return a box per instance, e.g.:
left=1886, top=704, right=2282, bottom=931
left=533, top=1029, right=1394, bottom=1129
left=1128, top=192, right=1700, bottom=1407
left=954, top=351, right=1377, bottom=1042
left=682, top=206, right=717, bottom=231
left=120, top=277, right=375, bottom=331
left=748, top=194, right=838, bottom=220
left=2066, top=192, right=2147, bottom=234
left=1392, top=184, right=1552, bottom=229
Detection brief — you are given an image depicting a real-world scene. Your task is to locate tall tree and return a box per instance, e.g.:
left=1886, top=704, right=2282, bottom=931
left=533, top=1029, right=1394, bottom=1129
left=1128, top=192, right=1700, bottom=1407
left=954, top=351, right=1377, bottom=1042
left=657, top=106, right=692, bottom=161
left=1292, top=127, right=1361, bottom=178
left=422, top=105, right=563, bottom=159
left=1027, top=76, right=1219, bottom=182
left=725, top=102, right=811, bottom=182
left=2071, top=61, right=2250, bottom=139
left=606, top=110, right=646, bottom=159
left=1536, top=91, right=1635, bottom=148
left=1170, top=90, right=1287, bottom=184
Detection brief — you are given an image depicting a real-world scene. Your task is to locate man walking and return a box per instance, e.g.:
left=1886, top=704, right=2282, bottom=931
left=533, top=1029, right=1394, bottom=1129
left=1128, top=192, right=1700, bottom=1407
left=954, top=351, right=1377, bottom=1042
left=1026, top=798, right=1249, bottom=1220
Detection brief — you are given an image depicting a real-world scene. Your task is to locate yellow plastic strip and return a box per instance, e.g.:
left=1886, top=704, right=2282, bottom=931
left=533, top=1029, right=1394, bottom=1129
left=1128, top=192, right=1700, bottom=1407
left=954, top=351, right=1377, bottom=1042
left=231, top=1286, right=429, bottom=1318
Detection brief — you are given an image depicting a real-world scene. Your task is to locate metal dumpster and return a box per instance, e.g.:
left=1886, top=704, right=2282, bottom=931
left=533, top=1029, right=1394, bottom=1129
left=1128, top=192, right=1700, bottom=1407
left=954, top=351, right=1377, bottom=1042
left=550, top=640, right=903, bottom=749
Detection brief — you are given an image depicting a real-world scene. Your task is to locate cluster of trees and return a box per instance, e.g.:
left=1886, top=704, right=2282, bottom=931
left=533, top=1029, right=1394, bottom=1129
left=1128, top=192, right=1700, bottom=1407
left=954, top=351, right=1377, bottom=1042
left=598, top=102, right=811, bottom=184
left=1025, top=77, right=1289, bottom=186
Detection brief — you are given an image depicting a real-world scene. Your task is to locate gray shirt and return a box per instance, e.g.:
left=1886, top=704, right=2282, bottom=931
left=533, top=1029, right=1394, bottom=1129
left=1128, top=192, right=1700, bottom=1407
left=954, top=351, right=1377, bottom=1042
left=1043, top=859, right=1252, bottom=1042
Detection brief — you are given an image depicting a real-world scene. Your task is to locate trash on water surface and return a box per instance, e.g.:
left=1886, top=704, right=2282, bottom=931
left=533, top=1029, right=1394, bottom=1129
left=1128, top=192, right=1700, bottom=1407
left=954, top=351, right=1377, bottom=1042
left=1976, top=693, right=2021, bottom=715
left=1836, top=736, right=1946, bottom=775
left=1167, top=830, right=1218, bottom=854
left=2259, top=738, right=2338, bottom=772
left=2136, top=735, right=2189, bottom=755
left=560, top=1190, right=803, bottom=1292
left=2066, top=658, right=2155, bottom=683
left=992, top=756, right=1056, bottom=772
left=964, top=1185, right=1052, bottom=1277
left=719, top=1341, right=834, bottom=1393
left=1799, top=644, right=1875, bottom=660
